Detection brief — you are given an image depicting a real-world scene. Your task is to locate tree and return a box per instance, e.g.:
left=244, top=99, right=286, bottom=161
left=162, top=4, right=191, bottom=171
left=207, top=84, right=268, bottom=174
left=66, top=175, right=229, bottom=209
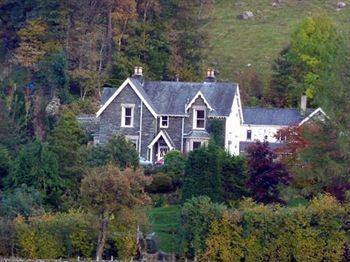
left=182, top=143, right=222, bottom=203
left=0, top=184, right=43, bottom=219
left=37, top=51, right=70, bottom=101
left=5, top=139, right=62, bottom=207
left=246, top=141, right=291, bottom=204
left=106, top=135, right=139, bottom=169
left=48, top=110, right=86, bottom=202
left=0, top=145, right=11, bottom=189
left=182, top=142, right=247, bottom=203
left=80, top=165, right=150, bottom=260
left=163, top=150, right=186, bottom=187
left=293, top=16, right=342, bottom=105
left=220, top=152, right=249, bottom=202
left=179, top=196, right=226, bottom=258
left=14, top=18, right=48, bottom=71
left=168, top=0, right=213, bottom=81
left=266, top=46, right=295, bottom=107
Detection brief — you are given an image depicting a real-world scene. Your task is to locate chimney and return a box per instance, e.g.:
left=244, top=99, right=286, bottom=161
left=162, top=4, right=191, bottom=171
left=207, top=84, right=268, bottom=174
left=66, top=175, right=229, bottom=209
left=132, top=66, right=144, bottom=83
left=300, top=95, right=307, bottom=114
left=205, top=68, right=216, bottom=83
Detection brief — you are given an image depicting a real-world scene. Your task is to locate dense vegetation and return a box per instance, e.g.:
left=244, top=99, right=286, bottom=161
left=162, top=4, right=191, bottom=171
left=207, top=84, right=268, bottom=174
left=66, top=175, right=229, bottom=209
left=1, top=0, right=350, bottom=260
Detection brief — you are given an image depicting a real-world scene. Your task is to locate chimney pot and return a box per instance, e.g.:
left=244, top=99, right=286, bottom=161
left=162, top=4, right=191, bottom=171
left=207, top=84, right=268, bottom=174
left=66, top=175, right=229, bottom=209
left=205, top=68, right=216, bottom=82
left=134, top=66, right=143, bottom=76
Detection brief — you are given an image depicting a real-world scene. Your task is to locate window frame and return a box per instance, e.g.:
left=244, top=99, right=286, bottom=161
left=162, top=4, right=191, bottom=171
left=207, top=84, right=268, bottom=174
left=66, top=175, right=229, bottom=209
left=160, top=116, right=169, bottom=128
left=121, top=104, right=135, bottom=128
left=193, top=107, right=206, bottom=130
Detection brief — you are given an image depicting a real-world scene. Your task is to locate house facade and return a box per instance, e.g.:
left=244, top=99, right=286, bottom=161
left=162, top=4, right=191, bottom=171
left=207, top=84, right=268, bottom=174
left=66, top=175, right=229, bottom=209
left=91, top=67, right=325, bottom=162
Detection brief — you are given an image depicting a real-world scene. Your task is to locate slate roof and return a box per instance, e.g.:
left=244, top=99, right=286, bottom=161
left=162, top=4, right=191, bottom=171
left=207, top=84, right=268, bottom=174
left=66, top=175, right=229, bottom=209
left=101, top=88, right=116, bottom=104
left=101, top=78, right=237, bottom=117
left=141, top=80, right=237, bottom=116
left=183, top=130, right=211, bottom=139
left=242, top=107, right=313, bottom=126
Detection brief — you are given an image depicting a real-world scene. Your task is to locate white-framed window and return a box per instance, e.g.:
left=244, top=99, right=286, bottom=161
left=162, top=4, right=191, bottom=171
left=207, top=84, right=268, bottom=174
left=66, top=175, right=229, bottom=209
left=121, top=104, right=134, bottom=127
left=247, top=130, right=252, bottom=140
left=160, top=116, right=169, bottom=128
left=193, top=108, right=206, bottom=129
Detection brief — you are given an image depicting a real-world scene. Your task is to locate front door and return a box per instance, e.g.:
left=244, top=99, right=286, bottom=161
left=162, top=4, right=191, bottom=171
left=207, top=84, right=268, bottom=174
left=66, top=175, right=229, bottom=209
left=157, top=140, right=169, bottom=161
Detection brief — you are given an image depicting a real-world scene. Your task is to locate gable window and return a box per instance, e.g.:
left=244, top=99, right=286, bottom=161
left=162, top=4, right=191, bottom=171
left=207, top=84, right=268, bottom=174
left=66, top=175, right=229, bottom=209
left=194, top=109, right=206, bottom=129
left=247, top=130, right=252, bottom=140
left=160, top=116, right=169, bottom=128
left=121, top=104, right=134, bottom=127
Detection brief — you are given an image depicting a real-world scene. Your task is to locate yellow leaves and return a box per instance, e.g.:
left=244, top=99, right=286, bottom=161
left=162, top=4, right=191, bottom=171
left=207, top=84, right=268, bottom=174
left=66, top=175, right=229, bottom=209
left=14, top=19, right=48, bottom=70
left=202, top=195, right=347, bottom=261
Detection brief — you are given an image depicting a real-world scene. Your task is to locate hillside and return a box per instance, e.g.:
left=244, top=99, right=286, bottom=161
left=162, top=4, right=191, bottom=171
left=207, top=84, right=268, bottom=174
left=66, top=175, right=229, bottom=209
left=206, top=0, right=350, bottom=85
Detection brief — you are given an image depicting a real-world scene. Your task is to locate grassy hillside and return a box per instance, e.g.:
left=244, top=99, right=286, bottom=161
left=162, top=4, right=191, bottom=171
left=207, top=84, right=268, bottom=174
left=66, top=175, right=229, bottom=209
left=206, top=0, right=350, bottom=85
left=147, top=205, right=180, bottom=253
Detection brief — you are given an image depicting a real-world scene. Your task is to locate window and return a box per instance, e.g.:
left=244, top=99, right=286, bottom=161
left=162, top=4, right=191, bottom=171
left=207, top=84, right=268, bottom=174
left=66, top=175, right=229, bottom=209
left=121, top=104, right=134, bottom=127
left=160, top=116, right=169, bottom=128
left=193, top=141, right=202, bottom=150
left=194, top=109, right=205, bottom=129
left=247, top=130, right=252, bottom=140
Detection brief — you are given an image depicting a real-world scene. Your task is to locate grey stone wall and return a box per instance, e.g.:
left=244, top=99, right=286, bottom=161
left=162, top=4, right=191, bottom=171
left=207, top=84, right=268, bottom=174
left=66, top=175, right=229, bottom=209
left=98, top=84, right=156, bottom=159
left=184, top=97, right=210, bottom=134
left=158, top=116, right=183, bottom=150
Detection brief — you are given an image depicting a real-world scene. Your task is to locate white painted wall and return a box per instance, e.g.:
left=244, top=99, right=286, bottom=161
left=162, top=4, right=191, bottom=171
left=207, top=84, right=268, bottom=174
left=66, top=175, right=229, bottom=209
left=225, top=89, right=243, bottom=155
left=239, top=124, right=286, bottom=143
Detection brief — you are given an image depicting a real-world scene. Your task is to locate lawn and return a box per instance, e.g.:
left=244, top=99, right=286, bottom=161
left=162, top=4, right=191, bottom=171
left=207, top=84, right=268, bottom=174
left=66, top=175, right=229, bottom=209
left=205, top=0, right=350, bottom=86
left=147, top=205, right=181, bottom=253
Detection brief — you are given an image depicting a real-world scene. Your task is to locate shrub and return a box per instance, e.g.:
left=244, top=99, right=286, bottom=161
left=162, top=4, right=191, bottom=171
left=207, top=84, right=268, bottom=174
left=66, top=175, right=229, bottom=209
left=147, top=173, right=173, bottom=194
left=203, top=194, right=347, bottom=261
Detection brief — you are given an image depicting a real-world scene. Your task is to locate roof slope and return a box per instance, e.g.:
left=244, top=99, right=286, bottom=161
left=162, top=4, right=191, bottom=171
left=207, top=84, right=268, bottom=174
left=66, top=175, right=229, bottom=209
left=101, top=79, right=237, bottom=117
left=243, top=107, right=313, bottom=126
left=141, top=81, right=237, bottom=116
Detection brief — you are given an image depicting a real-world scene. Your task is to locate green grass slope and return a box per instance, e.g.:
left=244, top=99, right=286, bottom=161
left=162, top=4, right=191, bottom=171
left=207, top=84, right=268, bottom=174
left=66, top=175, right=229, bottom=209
left=206, top=0, right=350, bottom=84
left=147, top=205, right=180, bottom=253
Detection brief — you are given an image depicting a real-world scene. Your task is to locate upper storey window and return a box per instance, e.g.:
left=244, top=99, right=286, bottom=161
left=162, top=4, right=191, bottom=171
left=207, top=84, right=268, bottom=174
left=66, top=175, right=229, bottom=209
left=121, top=104, right=134, bottom=127
left=160, top=116, right=169, bottom=128
left=194, top=109, right=206, bottom=129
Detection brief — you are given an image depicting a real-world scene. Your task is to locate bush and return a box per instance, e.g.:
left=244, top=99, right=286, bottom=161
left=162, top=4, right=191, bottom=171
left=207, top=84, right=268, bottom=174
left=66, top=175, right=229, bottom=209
left=13, top=210, right=96, bottom=259
left=163, top=150, right=186, bottom=187
left=147, top=173, right=173, bottom=194
left=203, top=194, right=347, bottom=261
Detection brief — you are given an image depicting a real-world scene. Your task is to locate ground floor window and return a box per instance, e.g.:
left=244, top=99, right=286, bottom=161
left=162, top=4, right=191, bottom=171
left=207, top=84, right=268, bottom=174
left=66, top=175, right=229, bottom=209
left=193, top=141, right=202, bottom=150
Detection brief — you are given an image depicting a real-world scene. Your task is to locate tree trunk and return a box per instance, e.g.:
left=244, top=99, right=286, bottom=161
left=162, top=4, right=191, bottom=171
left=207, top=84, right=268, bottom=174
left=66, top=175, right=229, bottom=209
left=96, top=218, right=109, bottom=260
left=106, top=7, right=113, bottom=64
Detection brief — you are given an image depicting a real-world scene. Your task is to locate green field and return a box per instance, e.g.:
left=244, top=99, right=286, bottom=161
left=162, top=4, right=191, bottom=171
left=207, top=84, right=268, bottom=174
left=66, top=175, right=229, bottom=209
left=206, top=0, right=350, bottom=85
left=147, top=205, right=181, bottom=253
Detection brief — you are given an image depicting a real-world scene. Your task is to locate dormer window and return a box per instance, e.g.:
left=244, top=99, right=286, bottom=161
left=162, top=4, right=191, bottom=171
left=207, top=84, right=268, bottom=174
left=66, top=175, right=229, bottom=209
left=193, top=108, right=206, bottom=129
left=121, top=104, right=134, bottom=127
left=160, top=116, right=169, bottom=128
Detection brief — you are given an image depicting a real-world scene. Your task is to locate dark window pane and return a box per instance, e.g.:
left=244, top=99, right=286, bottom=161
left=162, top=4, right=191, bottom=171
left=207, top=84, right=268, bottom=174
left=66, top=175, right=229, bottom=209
left=247, top=130, right=252, bottom=140
left=197, top=120, right=205, bottom=128
left=125, top=107, right=132, bottom=116
left=197, top=110, right=205, bottom=118
left=125, top=117, right=131, bottom=126
left=193, top=142, right=201, bottom=149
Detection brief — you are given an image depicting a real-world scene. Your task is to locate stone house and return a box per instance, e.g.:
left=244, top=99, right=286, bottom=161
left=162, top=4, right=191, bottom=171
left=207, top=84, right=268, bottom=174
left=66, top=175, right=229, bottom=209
left=89, top=67, right=326, bottom=162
